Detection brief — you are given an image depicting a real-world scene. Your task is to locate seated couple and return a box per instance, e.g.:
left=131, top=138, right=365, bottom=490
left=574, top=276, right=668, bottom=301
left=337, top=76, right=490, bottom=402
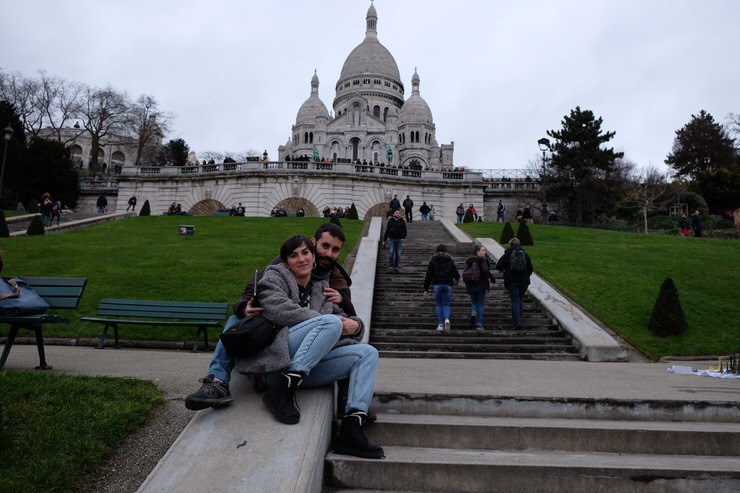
left=185, top=223, right=383, bottom=459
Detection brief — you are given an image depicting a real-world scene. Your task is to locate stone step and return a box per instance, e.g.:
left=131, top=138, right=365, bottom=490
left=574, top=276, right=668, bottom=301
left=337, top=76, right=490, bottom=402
left=364, top=414, right=740, bottom=456
left=376, top=350, right=583, bottom=361
left=325, top=446, right=740, bottom=493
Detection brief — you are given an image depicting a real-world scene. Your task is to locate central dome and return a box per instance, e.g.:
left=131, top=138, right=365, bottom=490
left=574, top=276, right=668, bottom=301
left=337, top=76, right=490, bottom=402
left=339, top=3, right=401, bottom=82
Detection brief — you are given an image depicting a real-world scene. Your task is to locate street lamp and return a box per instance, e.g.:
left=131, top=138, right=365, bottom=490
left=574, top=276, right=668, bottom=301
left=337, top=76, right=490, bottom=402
left=537, top=137, right=551, bottom=222
left=1, top=125, right=14, bottom=206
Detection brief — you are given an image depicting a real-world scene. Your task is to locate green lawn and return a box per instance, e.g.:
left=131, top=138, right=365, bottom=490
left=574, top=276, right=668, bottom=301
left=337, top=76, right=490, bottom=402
left=0, top=216, right=363, bottom=342
left=0, top=370, right=163, bottom=493
left=461, top=222, right=740, bottom=359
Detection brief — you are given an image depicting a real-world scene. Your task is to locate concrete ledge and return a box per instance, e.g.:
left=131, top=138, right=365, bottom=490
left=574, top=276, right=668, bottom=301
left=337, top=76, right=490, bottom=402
left=440, top=217, right=473, bottom=243
left=351, top=217, right=381, bottom=345
left=10, top=212, right=135, bottom=236
left=476, top=237, right=628, bottom=362
left=137, top=376, right=334, bottom=493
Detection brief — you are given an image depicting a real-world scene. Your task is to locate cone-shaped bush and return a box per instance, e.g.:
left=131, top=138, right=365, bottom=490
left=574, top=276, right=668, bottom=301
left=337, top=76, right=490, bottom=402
left=516, top=221, right=534, bottom=246
left=348, top=203, right=359, bottom=220
left=648, top=277, right=688, bottom=337
left=463, top=209, right=474, bottom=223
left=27, top=200, right=39, bottom=213
left=139, top=200, right=151, bottom=216
left=0, top=211, right=9, bottom=238
left=499, top=221, right=515, bottom=245
left=26, top=215, right=45, bottom=235
left=330, top=215, right=342, bottom=228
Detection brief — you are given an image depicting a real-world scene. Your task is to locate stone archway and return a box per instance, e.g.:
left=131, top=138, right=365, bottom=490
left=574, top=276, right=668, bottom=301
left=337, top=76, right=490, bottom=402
left=364, top=202, right=389, bottom=221
left=275, top=197, right=318, bottom=217
left=190, top=199, right=224, bottom=216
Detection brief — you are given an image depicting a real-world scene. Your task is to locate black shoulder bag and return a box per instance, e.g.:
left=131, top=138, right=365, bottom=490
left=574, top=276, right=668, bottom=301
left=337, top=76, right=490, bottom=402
left=220, top=280, right=313, bottom=358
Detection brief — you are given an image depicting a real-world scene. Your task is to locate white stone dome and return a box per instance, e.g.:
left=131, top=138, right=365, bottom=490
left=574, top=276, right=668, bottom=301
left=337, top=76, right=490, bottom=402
left=399, top=69, right=433, bottom=124
left=296, top=71, right=330, bottom=123
left=339, top=3, right=401, bottom=82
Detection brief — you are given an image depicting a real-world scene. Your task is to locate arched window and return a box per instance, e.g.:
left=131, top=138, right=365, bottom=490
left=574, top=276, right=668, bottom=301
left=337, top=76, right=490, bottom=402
left=69, top=144, right=83, bottom=165
left=415, top=131, right=420, bottom=143
left=383, top=107, right=389, bottom=122
left=373, top=105, right=380, bottom=118
left=350, top=138, right=360, bottom=161
left=309, top=132, right=314, bottom=144
left=304, top=132, right=308, bottom=144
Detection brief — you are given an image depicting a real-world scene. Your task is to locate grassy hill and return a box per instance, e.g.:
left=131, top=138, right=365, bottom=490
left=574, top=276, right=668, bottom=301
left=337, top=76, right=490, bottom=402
left=461, top=221, right=740, bottom=359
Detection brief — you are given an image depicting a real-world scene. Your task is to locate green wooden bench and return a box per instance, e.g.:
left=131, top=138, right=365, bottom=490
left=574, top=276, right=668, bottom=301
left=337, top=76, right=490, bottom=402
left=0, top=277, right=88, bottom=370
left=81, top=299, right=229, bottom=352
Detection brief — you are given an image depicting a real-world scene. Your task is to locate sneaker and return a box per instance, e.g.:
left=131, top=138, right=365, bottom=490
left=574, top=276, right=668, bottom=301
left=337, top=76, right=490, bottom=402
left=476, top=324, right=484, bottom=333
left=436, top=324, right=444, bottom=331
left=470, top=313, right=477, bottom=329
left=185, top=375, right=233, bottom=410
left=444, top=319, right=451, bottom=332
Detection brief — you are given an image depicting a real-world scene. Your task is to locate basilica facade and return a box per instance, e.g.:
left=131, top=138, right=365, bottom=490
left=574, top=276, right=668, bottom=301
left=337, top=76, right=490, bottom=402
left=278, top=2, right=454, bottom=170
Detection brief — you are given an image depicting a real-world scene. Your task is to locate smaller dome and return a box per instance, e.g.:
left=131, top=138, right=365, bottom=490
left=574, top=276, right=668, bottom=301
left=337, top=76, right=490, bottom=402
left=297, top=70, right=330, bottom=123
left=399, top=69, right=433, bottom=124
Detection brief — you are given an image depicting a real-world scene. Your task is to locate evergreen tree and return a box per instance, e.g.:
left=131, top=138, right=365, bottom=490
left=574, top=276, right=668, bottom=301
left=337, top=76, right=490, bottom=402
left=516, top=221, right=534, bottom=246
left=26, top=215, right=45, bottom=235
left=499, top=221, right=515, bottom=245
left=0, top=212, right=8, bottom=238
left=665, top=110, right=735, bottom=178
left=329, top=215, right=342, bottom=228
left=139, top=200, right=151, bottom=216
left=546, top=107, right=625, bottom=226
left=648, top=277, right=688, bottom=337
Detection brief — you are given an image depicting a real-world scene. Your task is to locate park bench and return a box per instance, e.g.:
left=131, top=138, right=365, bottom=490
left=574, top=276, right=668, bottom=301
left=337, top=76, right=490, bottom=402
left=81, top=299, right=229, bottom=352
left=0, top=277, right=88, bottom=370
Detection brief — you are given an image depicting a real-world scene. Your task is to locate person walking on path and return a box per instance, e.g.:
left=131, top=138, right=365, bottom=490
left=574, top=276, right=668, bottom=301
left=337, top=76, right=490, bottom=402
left=496, top=200, right=506, bottom=222
left=678, top=213, right=690, bottom=237
left=419, top=201, right=431, bottom=221
left=423, top=244, right=460, bottom=332
left=39, top=193, right=53, bottom=227
left=495, top=238, right=533, bottom=330
left=96, top=194, right=108, bottom=214
left=463, top=245, right=496, bottom=332
left=691, top=210, right=703, bottom=237
left=382, top=209, right=407, bottom=273
left=127, top=195, right=137, bottom=212
left=455, top=203, right=465, bottom=223
left=388, top=194, right=401, bottom=216
left=402, top=195, right=414, bottom=222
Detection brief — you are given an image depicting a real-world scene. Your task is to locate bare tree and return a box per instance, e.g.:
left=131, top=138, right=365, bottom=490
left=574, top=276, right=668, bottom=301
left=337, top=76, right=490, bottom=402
left=79, top=85, right=131, bottom=172
left=37, top=71, right=86, bottom=144
left=0, top=70, right=42, bottom=137
left=623, top=164, right=669, bottom=233
left=130, top=94, right=172, bottom=166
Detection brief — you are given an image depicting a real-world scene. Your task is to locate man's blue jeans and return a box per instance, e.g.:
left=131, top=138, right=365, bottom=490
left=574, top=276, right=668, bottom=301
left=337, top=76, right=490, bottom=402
left=208, top=314, right=379, bottom=413
left=388, top=238, right=404, bottom=268
left=433, top=284, right=452, bottom=325
left=507, top=282, right=529, bottom=327
left=496, top=213, right=504, bottom=222
left=469, top=290, right=486, bottom=326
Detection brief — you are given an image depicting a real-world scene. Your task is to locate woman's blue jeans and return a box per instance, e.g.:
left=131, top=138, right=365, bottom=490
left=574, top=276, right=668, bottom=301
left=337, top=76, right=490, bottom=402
left=433, top=284, right=452, bottom=325
left=208, top=314, right=378, bottom=413
left=469, top=290, right=486, bottom=326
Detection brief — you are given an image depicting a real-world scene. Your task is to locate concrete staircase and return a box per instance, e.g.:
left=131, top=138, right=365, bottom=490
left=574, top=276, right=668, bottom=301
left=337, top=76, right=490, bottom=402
left=370, top=221, right=581, bottom=361
left=324, top=393, right=740, bottom=492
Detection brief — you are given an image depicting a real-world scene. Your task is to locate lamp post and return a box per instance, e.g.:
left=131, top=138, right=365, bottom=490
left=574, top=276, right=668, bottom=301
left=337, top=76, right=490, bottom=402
left=537, top=137, right=551, bottom=223
left=1, top=125, right=14, bottom=207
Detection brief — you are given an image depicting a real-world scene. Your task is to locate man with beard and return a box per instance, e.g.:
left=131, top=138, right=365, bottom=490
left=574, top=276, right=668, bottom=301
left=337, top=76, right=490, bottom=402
left=185, top=223, right=358, bottom=410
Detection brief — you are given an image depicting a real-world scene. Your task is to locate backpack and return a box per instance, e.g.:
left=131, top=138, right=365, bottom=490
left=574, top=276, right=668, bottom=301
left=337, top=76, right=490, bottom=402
left=509, top=248, right=528, bottom=274
left=462, top=260, right=481, bottom=284
left=52, top=201, right=60, bottom=214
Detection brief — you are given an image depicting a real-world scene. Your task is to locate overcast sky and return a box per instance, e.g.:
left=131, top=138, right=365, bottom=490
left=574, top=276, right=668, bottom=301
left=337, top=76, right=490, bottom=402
left=2, top=0, right=738, bottom=173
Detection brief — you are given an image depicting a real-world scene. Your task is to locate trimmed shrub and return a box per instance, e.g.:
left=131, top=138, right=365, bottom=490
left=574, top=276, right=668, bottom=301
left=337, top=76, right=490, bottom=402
left=330, top=215, right=342, bottom=228
left=139, top=200, right=151, bottom=216
left=516, top=221, right=534, bottom=246
left=27, top=200, right=39, bottom=213
left=26, top=215, right=45, bottom=235
left=463, top=209, right=474, bottom=223
left=0, top=211, right=8, bottom=238
left=499, top=221, right=515, bottom=245
left=648, top=277, right=688, bottom=337
left=348, top=203, right=359, bottom=220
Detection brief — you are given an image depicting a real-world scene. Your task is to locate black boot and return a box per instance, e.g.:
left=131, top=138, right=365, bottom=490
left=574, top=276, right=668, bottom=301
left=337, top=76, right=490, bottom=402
left=332, top=409, right=385, bottom=459
left=263, top=371, right=303, bottom=424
